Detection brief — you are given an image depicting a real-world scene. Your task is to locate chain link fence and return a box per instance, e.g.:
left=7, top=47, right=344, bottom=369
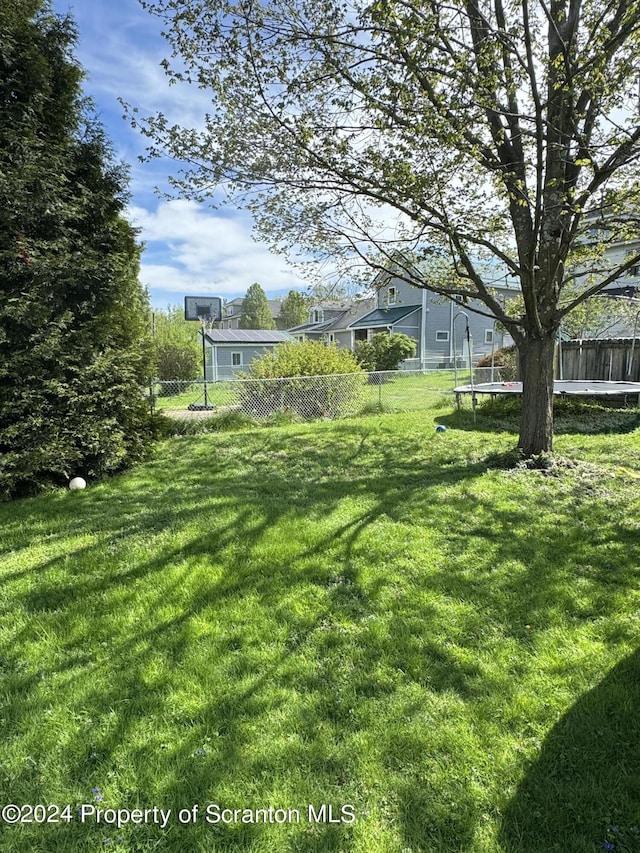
left=151, top=367, right=505, bottom=423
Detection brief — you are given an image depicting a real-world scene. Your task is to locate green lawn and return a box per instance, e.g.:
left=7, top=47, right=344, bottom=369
left=1, top=401, right=639, bottom=852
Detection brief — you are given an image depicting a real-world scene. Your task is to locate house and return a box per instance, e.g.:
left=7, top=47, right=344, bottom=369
left=577, top=208, right=640, bottom=296
left=288, top=300, right=376, bottom=342
left=219, top=298, right=284, bottom=330
left=352, top=274, right=518, bottom=366
left=203, top=329, right=294, bottom=380
left=565, top=209, right=640, bottom=338
left=291, top=275, right=518, bottom=367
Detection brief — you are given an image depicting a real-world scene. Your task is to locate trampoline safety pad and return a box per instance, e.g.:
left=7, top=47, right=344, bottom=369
left=454, top=380, right=640, bottom=407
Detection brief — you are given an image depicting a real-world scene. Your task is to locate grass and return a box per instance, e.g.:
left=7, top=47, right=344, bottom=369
left=1, top=400, right=639, bottom=852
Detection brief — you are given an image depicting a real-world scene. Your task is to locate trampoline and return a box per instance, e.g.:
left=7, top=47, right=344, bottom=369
left=454, top=379, right=640, bottom=409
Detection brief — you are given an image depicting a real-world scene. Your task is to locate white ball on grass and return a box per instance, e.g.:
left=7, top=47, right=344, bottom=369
left=69, top=477, right=87, bottom=490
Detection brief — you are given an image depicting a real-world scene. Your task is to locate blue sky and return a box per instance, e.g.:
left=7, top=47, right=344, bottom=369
left=51, top=0, right=309, bottom=309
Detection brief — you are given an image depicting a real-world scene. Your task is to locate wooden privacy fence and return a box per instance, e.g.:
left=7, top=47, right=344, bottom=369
left=559, top=338, right=640, bottom=382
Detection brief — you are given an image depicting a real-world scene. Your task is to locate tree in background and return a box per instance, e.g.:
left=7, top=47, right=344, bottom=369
left=355, top=333, right=417, bottom=372
left=560, top=292, right=639, bottom=340
left=153, top=304, right=201, bottom=381
left=0, top=2, right=154, bottom=499
left=135, top=0, right=640, bottom=457
left=309, top=281, right=360, bottom=303
left=239, top=282, right=275, bottom=329
left=278, top=290, right=308, bottom=329
left=501, top=284, right=639, bottom=341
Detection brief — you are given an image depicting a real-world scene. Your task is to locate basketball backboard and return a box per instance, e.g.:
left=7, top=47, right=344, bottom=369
left=184, top=296, right=223, bottom=322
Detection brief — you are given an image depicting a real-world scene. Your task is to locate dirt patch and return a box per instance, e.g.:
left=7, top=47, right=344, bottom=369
left=163, top=408, right=217, bottom=420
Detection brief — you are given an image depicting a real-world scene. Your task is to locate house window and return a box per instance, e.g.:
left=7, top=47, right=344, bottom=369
left=387, top=286, right=397, bottom=305
left=226, top=306, right=234, bottom=316
left=435, top=330, right=449, bottom=342
left=312, top=309, right=323, bottom=323
left=231, top=352, right=242, bottom=367
left=485, top=329, right=494, bottom=344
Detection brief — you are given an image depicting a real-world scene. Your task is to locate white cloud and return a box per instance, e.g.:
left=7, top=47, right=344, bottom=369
left=130, top=200, right=307, bottom=299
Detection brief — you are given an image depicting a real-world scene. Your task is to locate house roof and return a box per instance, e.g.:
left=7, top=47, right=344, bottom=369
left=288, top=319, right=335, bottom=333
left=322, top=300, right=377, bottom=332
left=307, top=299, right=354, bottom=310
left=349, top=305, right=421, bottom=329
left=288, top=299, right=377, bottom=334
left=204, top=329, right=294, bottom=344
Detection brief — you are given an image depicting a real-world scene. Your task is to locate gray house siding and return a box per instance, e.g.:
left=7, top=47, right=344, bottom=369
left=333, top=330, right=353, bottom=349
left=206, top=344, right=276, bottom=380
left=422, top=297, right=493, bottom=363
left=392, top=311, right=421, bottom=344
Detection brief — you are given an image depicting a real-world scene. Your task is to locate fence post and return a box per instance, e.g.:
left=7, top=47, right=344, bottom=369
left=628, top=310, right=640, bottom=378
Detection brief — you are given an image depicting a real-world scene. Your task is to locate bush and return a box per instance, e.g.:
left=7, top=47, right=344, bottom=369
left=155, top=341, right=200, bottom=384
left=476, top=345, right=519, bottom=380
left=247, top=339, right=362, bottom=378
left=355, top=333, right=417, bottom=372
left=239, top=340, right=365, bottom=420
left=0, top=348, right=154, bottom=500
left=155, top=342, right=200, bottom=396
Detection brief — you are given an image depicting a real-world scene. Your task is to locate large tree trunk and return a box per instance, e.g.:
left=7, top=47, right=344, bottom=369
left=518, top=334, right=556, bottom=457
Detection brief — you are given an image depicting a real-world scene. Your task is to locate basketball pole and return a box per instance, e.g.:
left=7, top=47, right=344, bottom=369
left=184, top=298, right=221, bottom=410
left=201, top=322, right=209, bottom=409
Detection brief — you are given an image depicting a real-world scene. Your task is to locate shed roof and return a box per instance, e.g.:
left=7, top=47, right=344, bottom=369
left=204, top=329, right=294, bottom=344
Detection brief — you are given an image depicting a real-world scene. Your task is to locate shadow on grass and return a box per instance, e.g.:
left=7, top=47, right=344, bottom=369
left=498, top=647, right=640, bottom=853
left=0, top=419, right=639, bottom=851
left=440, top=397, right=640, bottom=437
